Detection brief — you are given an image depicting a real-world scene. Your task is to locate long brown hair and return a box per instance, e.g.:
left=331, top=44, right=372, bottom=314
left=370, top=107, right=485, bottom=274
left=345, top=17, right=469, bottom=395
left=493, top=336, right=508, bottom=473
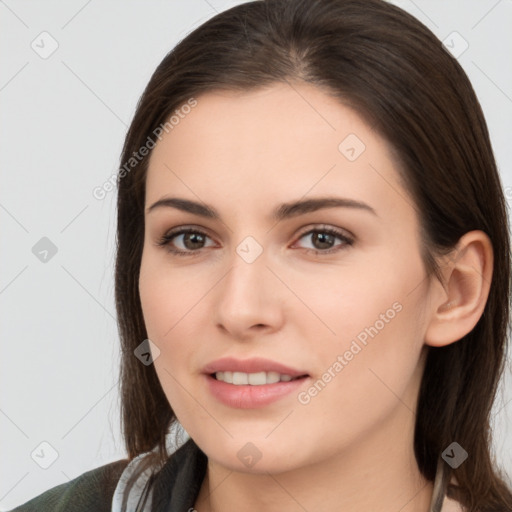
left=114, top=0, right=512, bottom=509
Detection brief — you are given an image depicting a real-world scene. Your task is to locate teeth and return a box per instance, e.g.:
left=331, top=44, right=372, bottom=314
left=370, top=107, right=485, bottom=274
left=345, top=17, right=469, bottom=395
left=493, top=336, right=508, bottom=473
left=215, top=371, right=298, bottom=385
left=233, top=372, right=248, bottom=385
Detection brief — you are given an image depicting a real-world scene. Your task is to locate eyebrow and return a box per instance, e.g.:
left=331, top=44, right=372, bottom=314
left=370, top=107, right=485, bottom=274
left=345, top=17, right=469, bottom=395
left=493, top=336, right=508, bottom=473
left=146, top=196, right=377, bottom=220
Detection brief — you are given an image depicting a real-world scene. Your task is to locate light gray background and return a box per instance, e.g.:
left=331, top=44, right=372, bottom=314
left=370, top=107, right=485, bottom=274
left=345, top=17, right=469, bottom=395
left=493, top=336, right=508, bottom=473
left=1, top=0, right=511, bottom=509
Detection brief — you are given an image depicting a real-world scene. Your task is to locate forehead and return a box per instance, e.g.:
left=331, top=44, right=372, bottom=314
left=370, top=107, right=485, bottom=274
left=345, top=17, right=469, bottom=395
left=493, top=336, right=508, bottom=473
left=145, top=82, right=413, bottom=224
left=149, top=82, right=375, bottom=166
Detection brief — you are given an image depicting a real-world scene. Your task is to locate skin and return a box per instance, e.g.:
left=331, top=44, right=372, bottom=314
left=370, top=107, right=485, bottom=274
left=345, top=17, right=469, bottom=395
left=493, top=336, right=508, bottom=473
left=139, top=81, right=492, bottom=512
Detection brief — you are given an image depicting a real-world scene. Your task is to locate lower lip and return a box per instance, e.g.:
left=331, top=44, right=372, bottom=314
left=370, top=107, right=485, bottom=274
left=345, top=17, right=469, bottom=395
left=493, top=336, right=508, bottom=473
left=204, top=374, right=309, bottom=409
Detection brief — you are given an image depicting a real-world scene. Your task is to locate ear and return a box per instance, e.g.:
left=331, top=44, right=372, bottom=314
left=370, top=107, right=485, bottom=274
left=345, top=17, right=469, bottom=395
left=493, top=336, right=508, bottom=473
left=424, top=230, right=493, bottom=347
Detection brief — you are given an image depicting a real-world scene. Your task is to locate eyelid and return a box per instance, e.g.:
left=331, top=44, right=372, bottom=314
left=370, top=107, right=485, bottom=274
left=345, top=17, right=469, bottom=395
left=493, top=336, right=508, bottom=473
left=293, top=223, right=354, bottom=242
left=162, top=224, right=215, bottom=238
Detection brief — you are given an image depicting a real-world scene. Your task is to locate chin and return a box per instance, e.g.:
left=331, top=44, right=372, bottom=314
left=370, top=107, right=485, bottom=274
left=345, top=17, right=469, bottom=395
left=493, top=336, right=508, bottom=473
left=193, top=433, right=312, bottom=475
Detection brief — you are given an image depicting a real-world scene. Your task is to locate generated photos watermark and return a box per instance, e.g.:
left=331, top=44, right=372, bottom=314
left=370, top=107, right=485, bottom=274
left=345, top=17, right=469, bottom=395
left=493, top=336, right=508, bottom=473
left=92, top=97, right=198, bottom=200
left=298, top=301, right=403, bottom=405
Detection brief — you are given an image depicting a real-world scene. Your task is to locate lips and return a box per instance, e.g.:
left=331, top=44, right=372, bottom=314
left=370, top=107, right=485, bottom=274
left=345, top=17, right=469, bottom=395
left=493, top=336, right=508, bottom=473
left=202, top=357, right=310, bottom=408
left=203, top=357, right=308, bottom=378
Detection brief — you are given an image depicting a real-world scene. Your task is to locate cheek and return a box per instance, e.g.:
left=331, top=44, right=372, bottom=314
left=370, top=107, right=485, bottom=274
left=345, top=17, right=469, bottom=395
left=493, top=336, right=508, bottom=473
left=297, top=255, right=427, bottom=413
left=138, top=252, right=214, bottom=388
left=293, top=306, right=425, bottom=461
left=138, top=258, right=200, bottom=418
left=138, top=251, right=204, bottom=341
left=285, top=262, right=405, bottom=353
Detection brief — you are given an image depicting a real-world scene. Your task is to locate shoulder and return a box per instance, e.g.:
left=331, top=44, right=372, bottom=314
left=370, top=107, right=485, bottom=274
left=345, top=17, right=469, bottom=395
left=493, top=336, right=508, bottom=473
left=9, top=458, right=129, bottom=512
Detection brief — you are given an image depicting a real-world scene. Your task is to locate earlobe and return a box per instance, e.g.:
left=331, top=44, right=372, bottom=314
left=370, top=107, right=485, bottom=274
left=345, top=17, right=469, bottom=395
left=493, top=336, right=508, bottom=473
left=424, top=230, right=493, bottom=348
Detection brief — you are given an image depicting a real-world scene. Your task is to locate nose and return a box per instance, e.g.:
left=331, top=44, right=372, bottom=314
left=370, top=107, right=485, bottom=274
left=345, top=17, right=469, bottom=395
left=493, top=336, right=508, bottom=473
left=213, top=246, right=285, bottom=340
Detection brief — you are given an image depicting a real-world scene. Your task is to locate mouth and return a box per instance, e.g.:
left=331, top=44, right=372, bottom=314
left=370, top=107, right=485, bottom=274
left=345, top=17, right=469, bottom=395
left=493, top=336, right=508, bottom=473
left=202, top=357, right=310, bottom=408
left=210, top=371, right=308, bottom=385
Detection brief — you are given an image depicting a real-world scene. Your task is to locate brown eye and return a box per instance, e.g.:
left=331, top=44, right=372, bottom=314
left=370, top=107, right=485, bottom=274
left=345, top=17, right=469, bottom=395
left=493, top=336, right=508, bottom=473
left=157, top=228, right=215, bottom=256
left=180, top=232, right=207, bottom=250
left=310, top=232, right=336, bottom=250
left=294, top=226, right=354, bottom=254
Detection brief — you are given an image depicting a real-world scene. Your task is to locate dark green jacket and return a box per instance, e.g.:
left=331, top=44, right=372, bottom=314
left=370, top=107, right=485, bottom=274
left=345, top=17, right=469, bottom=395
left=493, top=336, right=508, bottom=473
left=10, top=459, right=130, bottom=512
left=9, top=440, right=207, bottom=512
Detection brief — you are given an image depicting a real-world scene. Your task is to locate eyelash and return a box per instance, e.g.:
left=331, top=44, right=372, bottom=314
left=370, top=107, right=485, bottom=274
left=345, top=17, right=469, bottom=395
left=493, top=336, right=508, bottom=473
left=156, top=225, right=354, bottom=257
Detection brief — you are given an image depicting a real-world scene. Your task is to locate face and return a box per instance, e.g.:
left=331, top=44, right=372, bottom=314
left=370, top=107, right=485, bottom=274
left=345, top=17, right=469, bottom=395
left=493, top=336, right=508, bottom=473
left=139, top=82, right=433, bottom=474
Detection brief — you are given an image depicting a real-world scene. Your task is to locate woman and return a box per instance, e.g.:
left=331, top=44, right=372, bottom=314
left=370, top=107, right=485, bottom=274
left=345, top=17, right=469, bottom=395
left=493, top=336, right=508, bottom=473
left=12, top=0, right=512, bottom=511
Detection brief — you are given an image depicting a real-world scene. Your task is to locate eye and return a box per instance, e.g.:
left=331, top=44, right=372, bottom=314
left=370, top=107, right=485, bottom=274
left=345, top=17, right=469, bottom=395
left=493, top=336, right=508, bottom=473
left=293, top=225, right=354, bottom=255
left=156, top=227, right=216, bottom=256
left=156, top=224, right=354, bottom=257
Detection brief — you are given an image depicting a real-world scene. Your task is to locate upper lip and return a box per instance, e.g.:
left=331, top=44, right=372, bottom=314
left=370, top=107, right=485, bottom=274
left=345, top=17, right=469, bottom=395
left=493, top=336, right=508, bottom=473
left=203, top=357, right=308, bottom=377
